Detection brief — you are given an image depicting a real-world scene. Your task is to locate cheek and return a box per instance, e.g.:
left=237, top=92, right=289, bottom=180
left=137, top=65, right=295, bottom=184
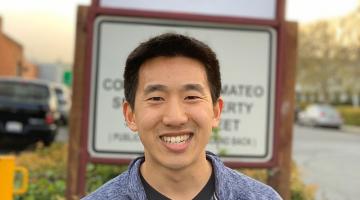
left=187, top=106, right=214, bottom=129
left=135, top=108, right=162, bottom=131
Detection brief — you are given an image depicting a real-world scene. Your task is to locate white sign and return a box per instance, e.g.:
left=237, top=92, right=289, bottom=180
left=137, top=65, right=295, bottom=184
left=99, top=0, right=277, bottom=20
left=89, top=16, right=277, bottom=163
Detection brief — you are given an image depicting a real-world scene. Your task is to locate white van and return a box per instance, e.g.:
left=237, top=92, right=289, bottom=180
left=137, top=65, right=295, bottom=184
left=53, top=83, right=72, bottom=125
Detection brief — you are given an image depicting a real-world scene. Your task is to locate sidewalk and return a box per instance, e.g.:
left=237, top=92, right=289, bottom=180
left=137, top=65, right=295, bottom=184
left=342, top=125, right=360, bottom=134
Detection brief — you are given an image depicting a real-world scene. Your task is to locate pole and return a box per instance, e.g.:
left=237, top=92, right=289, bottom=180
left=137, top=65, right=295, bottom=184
left=65, top=5, right=89, bottom=200
left=267, top=21, right=298, bottom=200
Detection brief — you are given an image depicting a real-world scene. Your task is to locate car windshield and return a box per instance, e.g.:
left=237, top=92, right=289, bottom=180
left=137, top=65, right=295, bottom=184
left=0, top=81, right=49, bottom=104
left=55, top=88, right=66, bottom=105
left=319, top=105, right=339, bottom=116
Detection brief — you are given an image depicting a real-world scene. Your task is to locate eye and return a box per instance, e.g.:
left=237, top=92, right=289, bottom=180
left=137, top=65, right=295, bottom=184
left=185, top=96, right=201, bottom=101
left=146, top=97, right=164, bottom=101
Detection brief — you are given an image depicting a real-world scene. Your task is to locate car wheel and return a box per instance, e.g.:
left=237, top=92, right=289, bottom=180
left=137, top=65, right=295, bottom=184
left=42, top=132, right=56, bottom=146
left=61, top=116, right=68, bottom=126
left=308, top=119, right=317, bottom=127
left=333, top=125, right=341, bottom=130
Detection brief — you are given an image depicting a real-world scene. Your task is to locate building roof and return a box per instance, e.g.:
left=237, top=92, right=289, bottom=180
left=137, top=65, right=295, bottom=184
left=0, top=16, right=23, bottom=49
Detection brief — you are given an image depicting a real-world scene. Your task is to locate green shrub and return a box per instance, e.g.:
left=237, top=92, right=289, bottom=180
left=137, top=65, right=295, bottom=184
left=241, top=168, right=267, bottom=182
left=14, top=143, right=67, bottom=200
left=337, top=106, right=360, bottom=126
left=86, top=163, right=127, bottom=193
left=240, top=162, right=316, bottom=200
left=289, top=162, right=317, bottom=200
left=13, top=143, right=316, bottom=199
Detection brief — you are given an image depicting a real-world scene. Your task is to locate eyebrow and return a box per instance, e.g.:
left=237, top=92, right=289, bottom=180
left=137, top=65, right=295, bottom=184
left=183, top=84, right=206, bottom=95
left=143, top=83, right=206, bottom=95
left=143, top=84, right=167, bottom=95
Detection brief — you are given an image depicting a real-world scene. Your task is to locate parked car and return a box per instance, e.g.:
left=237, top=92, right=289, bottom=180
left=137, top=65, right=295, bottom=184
left=297, top=104, right=343, bottom=128
left=53, top=83, right=71, bottom=125
left=0, top=77, right=60, bottom=147
left=294, top=105, right=301, bottom=122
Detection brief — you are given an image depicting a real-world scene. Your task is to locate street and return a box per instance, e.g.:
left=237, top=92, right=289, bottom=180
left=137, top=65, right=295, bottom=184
left=56, top=126, right=69, bottom=143
left=293, top=125, right=360, bottom=200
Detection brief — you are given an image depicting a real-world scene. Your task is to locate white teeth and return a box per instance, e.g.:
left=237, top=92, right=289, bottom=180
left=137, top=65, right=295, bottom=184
left=161, top=134, right=190, bottom=144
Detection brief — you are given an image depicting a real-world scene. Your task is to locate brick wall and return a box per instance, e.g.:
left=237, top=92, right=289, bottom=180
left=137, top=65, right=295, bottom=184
left=0, top=17, right=38, bottom=78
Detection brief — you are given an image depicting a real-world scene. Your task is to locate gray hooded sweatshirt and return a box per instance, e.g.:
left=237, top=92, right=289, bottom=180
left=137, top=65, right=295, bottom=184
left=82, top=152, right=282, bottom=200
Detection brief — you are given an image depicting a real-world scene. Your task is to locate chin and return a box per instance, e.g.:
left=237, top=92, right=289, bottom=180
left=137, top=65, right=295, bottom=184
left=160, top=155, right=197, bottom=171
left=164, top=162, right=190, bottom=171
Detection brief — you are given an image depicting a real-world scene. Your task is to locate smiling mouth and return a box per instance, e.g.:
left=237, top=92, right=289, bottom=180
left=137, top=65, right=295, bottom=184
left=160, top=134, right=192, bottom=144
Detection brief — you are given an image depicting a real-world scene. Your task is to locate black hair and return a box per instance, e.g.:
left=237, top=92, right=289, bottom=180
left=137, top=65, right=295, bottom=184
left=124, top=33, right=221, bottom=109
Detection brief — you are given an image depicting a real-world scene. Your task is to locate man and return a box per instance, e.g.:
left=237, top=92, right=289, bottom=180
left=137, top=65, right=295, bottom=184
left=83, top=33, right=282, bottom=200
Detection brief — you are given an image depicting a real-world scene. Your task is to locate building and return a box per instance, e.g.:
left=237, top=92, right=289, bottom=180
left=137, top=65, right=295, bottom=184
left=0, top=16, right=38, bottom=78
left=37, top=63, right=66, bottom=83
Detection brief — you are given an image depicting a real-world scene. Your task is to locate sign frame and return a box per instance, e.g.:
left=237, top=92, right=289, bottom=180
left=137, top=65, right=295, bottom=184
left=97, top=0, right=277, bottom=21
left=89, top=0, right=286, bottom=26
left=88, top=16, right=277, bottom=164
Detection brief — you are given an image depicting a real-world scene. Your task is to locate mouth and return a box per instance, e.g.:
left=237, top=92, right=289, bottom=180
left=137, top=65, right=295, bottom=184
left=160, top=134, right=192, bottom=144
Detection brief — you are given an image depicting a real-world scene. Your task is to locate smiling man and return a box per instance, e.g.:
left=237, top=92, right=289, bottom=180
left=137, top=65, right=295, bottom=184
left=83, top=33, right=282, bottom=200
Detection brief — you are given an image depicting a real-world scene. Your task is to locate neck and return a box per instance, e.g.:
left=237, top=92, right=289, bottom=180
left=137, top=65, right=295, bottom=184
left=140, top=153, right=212, bottom=200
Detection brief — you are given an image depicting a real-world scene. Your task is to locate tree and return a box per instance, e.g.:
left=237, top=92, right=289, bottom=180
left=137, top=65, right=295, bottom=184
left=298, top=21, right=340, bottom=102
left=297, top=6, right=360, bottom=106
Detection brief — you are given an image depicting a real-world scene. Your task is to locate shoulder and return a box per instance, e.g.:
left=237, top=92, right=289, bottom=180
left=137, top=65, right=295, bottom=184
left=81, top=171, right=131, bottom=200
left=81, top=157, right=147, bottom=200
left=222, top=168, right=282, bottom=199
left=206, top=152, right=282, bottom=200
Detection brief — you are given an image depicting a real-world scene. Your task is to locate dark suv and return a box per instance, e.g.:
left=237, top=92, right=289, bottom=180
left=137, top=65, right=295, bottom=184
left=0, top=77, right=59, bottom=147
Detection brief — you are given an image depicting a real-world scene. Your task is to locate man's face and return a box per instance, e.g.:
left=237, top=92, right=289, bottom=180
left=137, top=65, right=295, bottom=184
left=123, top=56, right=222, bottom=170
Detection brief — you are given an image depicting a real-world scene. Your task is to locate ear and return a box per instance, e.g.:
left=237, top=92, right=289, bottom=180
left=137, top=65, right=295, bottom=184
left=212, top=97, right=223, bottom=128
left=123, top=101, right=138, bottom=132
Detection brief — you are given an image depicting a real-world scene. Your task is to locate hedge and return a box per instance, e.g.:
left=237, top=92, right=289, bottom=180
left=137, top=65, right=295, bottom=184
left=337, top=106, right=360, bottom=126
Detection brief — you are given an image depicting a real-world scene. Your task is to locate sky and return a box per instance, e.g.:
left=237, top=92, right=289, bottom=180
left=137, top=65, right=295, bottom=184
left=0, top=0, right=358, bottom=64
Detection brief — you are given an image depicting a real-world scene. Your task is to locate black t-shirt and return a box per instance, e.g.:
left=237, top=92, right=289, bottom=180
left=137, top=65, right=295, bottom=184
left=140, top=170, right=217, bottom=200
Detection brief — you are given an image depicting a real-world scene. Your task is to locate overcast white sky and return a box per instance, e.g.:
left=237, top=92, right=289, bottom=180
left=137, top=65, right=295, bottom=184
left=0, top=0, right=358, bottom=63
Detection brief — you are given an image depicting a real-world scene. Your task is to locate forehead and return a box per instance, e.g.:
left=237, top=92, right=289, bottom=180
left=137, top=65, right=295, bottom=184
left=137, top=56, right=209, bottom=89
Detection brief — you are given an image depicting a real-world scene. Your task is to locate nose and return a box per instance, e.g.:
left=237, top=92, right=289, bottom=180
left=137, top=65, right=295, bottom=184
left=162, top=98, right=188, bottom=127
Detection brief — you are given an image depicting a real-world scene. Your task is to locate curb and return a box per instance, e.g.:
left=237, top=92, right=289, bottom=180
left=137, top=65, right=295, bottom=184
left=342, top=125, right=360, bottom=134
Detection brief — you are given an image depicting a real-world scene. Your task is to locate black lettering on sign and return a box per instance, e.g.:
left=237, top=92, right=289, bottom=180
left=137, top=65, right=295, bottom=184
left=221, top=84, right=265, bottom=98
left=219, top=118, right=240, bottom=132
left=113, top=96, right=125, bottom=109
left=108, top=132, right=140, bottom=143
left=222, top=101, right=253, bottom=114
left=102, top=78, right=124, bottom=91
left=231, top=137, right=251, bottom=146
left=209, top=136, right=231, bottom=145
